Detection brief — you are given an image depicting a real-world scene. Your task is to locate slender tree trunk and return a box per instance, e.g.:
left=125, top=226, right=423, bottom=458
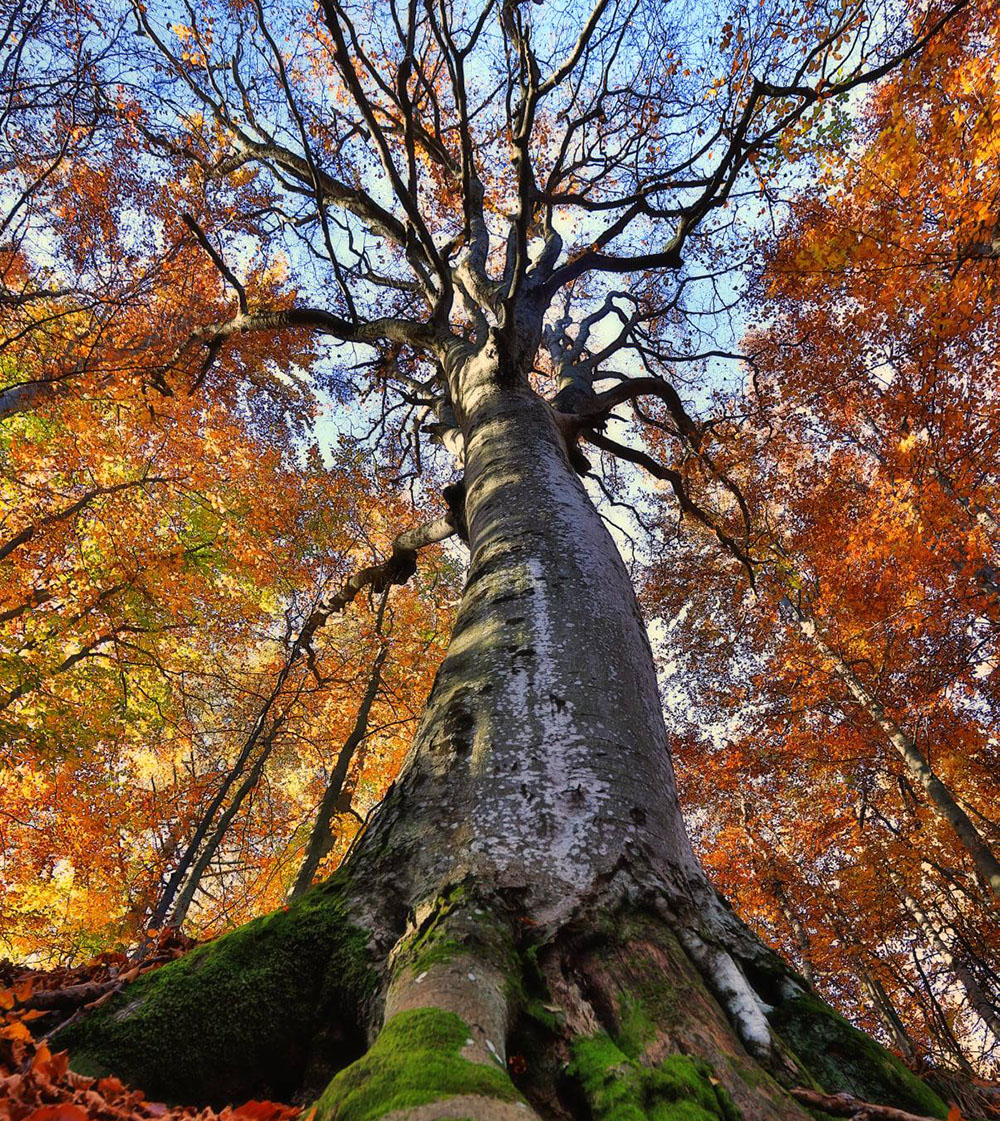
left=773, top=881, right=816, bottom=987
left=908, top=948, right=979, bottom=1076
left=892, top=872, right=1000, bottom=1043
left=147, top=716, right=270, bottom=929
left=169, top=717, right=283, bottom=926
left=148, top=614, right=321, bottom=929
left=289, top=589, right=392, bottom=901
left=861, top=967, right=919, bottom=1064
left=780, top=596, right=1000, bottom=902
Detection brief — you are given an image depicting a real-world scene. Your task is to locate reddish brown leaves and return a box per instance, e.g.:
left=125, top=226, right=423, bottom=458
left=0, top=955, right=302, bottom=1121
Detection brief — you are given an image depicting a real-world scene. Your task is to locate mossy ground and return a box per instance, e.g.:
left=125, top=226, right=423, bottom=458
left=768, top=994, right=947, bottom=1119
left=312, top=1008, right=522, bottom=1121
left=569, top=1034, right=742, bottom=1121
left=58, top=876, right=374, bottom=1106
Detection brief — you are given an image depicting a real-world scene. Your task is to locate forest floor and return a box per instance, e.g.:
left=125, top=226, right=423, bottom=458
left=0, top=933, right=304, bottom=1121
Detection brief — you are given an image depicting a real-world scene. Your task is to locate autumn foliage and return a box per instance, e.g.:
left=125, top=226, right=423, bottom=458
left=640, top=0, right=1000, bottom=1083
left=1, top=0, right=998, bottom=1109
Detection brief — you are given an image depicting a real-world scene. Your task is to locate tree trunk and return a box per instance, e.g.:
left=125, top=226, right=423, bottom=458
left=772, top=882, right=816, bottom=988
left=148, top=674, right=296, bottom=929
left=56, top=363, right=951, bottom=1121
left=892, top=873, right=1000, bottom=1043
left=168, top=721, right=281, bottom=926
left=860, top=968, right=919, bottom=1066
left=289, top=590, right=392, bottom=901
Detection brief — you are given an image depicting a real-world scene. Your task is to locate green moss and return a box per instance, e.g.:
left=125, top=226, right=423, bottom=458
left=523, top=998, right=564, bottom=1034
left=614, top=991, right=657, bottom=1060
left=58, top=876, right=374, bottom=1106
left=724, top=1056, right=772, bottom=1094
left=769, top=994, right=947, bottom=1119
left=394, top=883, right=516, bottom=986
left=405, top=934, right=464, bottom=975
left=569, top=1034, right=741, bottom=1121
left=313, top=1008, right=522, bottom=1121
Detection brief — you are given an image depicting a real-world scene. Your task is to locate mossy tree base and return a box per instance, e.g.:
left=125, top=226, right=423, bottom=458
left=768, top=994, right=948, bottom=1119
left=57, top=881, right=952, bottom=1121
left=313, top=1008, right=524, bottom=1121
left=56, top=875, right=374, bottom=1107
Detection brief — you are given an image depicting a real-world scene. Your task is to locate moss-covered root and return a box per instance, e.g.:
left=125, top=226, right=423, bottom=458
left=55, top=876, right=375, bottom=1106
left=313, top=1008, right=530, bottom=1121
left=768, top=994, right=948, bottom=1120
left=542, top=916, right=808, bottom=1121
left=383, top=885, right=524, bottom=1070
left=549, top=910, right=947, bottom=1121
left=314, top=887, right=540, bottom=1121
left=570, top=1034, right=741, bottom=1121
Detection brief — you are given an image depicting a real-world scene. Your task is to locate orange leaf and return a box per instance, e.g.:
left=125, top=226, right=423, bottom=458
left=233, top=1102, right=298, bottom=1121
left=24, top=1106, right=90, bottom=1121
left=30, top=1041, right=52, bottom=1070
left=13, top=979, right=35, bottom=1002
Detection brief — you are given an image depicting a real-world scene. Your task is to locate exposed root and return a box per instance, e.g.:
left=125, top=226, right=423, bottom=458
left=47, top=871, right=958, bottom=1121
left=674, top=928, right=775, bottom=1060
left=790, top=1088, right=949, bottom=1121
left=313, top=886, right=544, bottom=1121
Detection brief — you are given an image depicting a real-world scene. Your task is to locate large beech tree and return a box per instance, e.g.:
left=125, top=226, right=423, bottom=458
left=0, top=0, right=978, bottom=1116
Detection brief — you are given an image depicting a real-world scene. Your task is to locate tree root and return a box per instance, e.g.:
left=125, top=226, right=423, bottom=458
left=49, top=872, right=959, bottom=1121
left=790, top=1088, right=949, bottom=1121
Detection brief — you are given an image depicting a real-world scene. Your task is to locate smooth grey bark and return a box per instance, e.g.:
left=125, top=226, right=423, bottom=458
left=780, top=595, right=1000, bottom=902
left=347, top=341, right=789, bottom=1070
left=355, top=368, right=706, bottom=918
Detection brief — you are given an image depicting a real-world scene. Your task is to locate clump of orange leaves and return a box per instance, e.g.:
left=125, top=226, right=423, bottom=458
left=0, top=933, right=304, bottom=1121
